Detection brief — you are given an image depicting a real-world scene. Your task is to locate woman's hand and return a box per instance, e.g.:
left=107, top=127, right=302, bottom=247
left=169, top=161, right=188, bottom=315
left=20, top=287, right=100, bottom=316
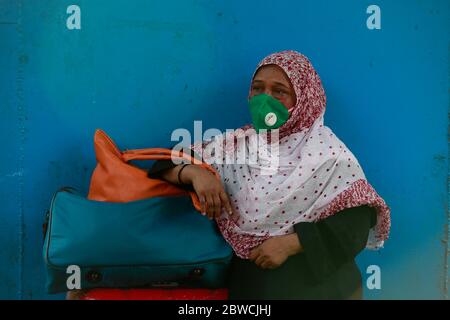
left=249, top=233, right=303, bottom=269
left=180, top=164, right=233, bottom=220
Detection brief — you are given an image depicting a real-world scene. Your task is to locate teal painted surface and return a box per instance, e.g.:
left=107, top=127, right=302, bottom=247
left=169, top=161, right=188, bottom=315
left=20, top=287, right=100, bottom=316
left=0, top=0, right=448, bottom=299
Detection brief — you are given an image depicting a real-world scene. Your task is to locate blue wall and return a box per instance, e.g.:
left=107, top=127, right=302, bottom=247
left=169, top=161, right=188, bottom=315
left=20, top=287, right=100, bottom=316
left=1, top=0, right=448, bottom=299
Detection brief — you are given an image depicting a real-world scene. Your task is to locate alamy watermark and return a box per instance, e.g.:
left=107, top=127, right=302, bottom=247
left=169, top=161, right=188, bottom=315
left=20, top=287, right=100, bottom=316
left=366, top=265, right=382, bottom=290
left=66, top=265, right=81, bottom=290
left=65, top=264, right=382, bottom=291
left=66, top=4, right=381, bottom=32
left=169, top=121, right=281, bottom=175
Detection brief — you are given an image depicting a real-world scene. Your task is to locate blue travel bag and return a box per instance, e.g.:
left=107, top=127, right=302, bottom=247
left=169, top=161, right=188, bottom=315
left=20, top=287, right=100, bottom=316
left=43, top=188, right=233, bottom=293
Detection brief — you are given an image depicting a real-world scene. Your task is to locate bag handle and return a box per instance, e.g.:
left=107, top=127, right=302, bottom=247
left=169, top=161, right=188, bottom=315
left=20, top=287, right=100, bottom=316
left=92, top=129, right=220, bottom=211
left=122, top=148, right=219, bottom=178
left=122, top=148, right=194, bottom=161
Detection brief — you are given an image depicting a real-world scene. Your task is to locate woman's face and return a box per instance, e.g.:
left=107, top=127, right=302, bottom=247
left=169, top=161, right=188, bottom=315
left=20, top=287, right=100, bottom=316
left=250, top=64, right=296, bottom=110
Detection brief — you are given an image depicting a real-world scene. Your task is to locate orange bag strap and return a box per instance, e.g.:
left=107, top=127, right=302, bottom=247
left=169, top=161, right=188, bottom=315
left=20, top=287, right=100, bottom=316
left=122, top=148, right=219, bottom=178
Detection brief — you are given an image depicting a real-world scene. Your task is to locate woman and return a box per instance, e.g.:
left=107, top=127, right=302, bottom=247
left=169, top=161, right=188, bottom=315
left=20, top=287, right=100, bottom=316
left=148, top=50, right=391, bottom=299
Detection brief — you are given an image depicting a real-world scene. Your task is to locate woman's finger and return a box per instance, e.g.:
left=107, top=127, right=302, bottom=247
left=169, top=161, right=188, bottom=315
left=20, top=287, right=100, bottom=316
left=219, top=190, right=233, bottom=216
left=249, top=248, right=259, bottom=261
left=212, top=194, right=222, bottom=219
left=255, top=255, right=266, bottom=267
left=199, top=194, right=207, bottom=216
left=205, top=194, right=215, bottom=219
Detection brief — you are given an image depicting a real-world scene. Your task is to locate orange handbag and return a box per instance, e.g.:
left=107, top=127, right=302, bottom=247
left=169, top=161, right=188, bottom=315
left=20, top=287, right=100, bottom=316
left=87, top=129, right=218, bottom=211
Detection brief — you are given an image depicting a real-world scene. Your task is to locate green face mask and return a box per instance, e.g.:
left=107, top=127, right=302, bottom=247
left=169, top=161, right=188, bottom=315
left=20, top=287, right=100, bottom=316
left=248, top=94, right=290, bottom=132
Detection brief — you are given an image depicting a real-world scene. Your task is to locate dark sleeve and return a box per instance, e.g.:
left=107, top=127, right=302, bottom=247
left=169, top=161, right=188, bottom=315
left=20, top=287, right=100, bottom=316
left=147, top=156, right=178, bottom=179
left=147, top=146, right=201, bottom=179
left=294, top=205, right=377, bottom=282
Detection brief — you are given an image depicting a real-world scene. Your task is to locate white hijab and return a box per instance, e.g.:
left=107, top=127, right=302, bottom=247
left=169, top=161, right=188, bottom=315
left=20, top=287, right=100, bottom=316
left=191, top=51, right=390, bottom=259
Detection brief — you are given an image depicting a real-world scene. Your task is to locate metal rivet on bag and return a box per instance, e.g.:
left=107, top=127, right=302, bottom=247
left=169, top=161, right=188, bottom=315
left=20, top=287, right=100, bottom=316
left=86, top=270, right=102, bottom=283
left=189, top=268, right=205, bottom=277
